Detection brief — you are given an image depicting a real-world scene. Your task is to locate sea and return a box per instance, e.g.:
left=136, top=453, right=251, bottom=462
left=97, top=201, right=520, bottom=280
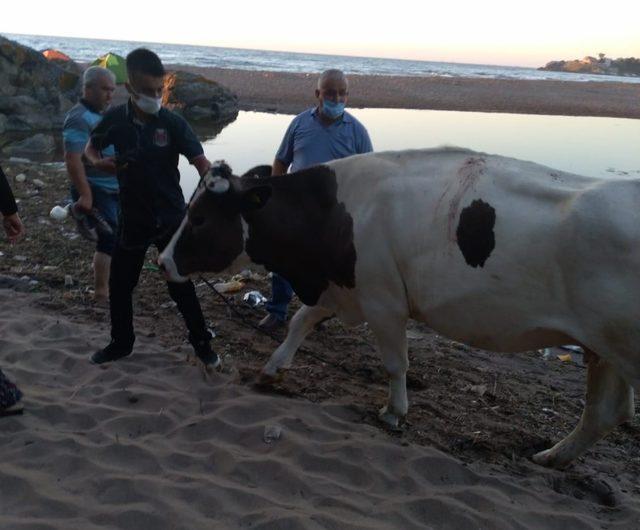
left=4, top=32, right=640, bottom=84
left=2, top=32, right=638, bottom=191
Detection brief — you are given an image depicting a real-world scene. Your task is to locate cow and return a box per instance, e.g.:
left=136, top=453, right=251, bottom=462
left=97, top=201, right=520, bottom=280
left=158, top=148, right=640, bottom=468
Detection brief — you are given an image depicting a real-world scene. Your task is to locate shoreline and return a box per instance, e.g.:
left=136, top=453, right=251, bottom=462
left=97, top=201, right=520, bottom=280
left=168, top=65, right=640, bottom=119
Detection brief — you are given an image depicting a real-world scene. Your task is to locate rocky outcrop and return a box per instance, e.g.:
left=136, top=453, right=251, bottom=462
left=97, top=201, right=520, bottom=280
left=540, top=55, right=640, bottom=77
left=0, top=35, right=81, bottom=134
left=46, top=57, right=83, bottom=77
left=163, top=71, right=239, bottom=122
left=2, top=133, right=56, bottom=157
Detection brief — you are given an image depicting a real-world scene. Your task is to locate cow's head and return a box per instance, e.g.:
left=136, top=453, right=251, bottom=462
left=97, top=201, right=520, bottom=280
left=159, top=162, right=272, bottom=281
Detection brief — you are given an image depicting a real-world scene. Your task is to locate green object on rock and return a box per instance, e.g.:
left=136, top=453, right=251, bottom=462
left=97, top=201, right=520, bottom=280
left=143, top=262, right=160, bottom=272
left=90, top=52, right=127, bottom=84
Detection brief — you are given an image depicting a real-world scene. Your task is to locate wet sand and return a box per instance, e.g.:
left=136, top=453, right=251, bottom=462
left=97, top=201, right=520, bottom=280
left=167, top=65, right=640, bottom=118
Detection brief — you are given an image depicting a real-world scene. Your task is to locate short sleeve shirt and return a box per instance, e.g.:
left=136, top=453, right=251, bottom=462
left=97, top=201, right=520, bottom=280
left=90, top=100, right=204, bottom=243
left=275, top=108, right=373, bottom=172
left=63, top=100, right=117, bottom=192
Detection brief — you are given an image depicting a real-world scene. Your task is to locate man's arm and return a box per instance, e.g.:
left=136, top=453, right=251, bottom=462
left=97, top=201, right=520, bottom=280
left=0, top=166, right=17, bottom=217
left=84, top=142, right=117, bottom=175
left=356, top=124, right=374, bottom=154
left=271, top=158, right=288, bottom=176
left=191, top=154, right=211, bottom=177
left=272, top=118, right=297, bottom=176
left=0, top=166, right=25, bottom=243
left=65, top=151, right=93, bottom=213
left=84, top=109, right=117, bottom=175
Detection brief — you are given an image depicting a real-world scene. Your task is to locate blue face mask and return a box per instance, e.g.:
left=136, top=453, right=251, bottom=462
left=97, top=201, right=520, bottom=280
left=322, top=99, right=346, bottom=119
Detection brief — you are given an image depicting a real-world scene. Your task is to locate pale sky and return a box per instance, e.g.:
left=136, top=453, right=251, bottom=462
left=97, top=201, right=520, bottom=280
left=2, top=0, right=638, bottom=66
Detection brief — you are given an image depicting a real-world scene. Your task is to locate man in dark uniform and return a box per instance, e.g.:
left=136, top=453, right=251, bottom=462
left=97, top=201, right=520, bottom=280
left=85, top=48, right=219, bottom=367
left=0, top=164, right=25, bottom=415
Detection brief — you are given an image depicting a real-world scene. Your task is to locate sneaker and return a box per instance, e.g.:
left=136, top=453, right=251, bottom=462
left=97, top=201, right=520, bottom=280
left=0, top=402, right=24, bottom=417
left=91, top=341, right=133, bottom=364
left=191, top=332, right=221, bottom=369
left=258, top=313, right=285, bottom=332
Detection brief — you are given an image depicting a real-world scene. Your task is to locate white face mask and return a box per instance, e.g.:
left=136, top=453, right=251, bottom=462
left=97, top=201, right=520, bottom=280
left=133, top=92, right=162, bottom=115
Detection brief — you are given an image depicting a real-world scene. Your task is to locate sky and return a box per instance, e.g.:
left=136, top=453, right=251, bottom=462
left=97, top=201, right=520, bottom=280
left=1, top=0, right=638, bottom=67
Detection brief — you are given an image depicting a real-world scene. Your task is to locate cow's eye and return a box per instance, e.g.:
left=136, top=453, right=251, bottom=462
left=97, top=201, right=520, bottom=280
left=192, top=215, right=205, bottom=227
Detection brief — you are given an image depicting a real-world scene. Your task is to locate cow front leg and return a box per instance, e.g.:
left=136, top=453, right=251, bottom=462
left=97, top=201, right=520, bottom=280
left=367, top=315, right=409, bottom=428
left=533, top=352, right=635, bottom=468
left=260, top=305, right=333, bottom=382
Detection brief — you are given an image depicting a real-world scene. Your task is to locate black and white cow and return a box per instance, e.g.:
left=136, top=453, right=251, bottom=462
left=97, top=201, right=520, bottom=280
left=159, top=148, right=640, bottom=468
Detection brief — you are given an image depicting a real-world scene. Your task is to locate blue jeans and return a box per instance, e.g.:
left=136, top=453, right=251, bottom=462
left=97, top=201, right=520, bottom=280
left=266, top=273, right=294, bottom=321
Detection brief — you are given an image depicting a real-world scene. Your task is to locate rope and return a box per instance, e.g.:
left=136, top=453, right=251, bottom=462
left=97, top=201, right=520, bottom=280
left=197, top=275, right=358, bottom=376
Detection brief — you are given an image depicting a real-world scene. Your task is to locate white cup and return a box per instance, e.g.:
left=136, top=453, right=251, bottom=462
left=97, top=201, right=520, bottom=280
left=50, top=205, right=70, bottom=221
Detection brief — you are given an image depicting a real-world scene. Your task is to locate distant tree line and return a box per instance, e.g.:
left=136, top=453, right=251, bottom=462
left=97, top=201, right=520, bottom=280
left=612, top=57, right=640, bottom=76
left=540, top=54, right=640, bottom=77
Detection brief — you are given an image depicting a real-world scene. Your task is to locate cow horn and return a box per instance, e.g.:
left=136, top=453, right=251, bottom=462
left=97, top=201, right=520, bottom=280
left=206, top=176, right=230, bottom=194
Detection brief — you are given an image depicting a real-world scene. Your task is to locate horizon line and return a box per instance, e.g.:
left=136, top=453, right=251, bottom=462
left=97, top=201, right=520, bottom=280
left=2, top=31, right=539, bottom=70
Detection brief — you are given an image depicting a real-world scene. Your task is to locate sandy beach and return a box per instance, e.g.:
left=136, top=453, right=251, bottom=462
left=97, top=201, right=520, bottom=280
left=1, top=158, right=640, bottom=528
left=168, top=66, right=640, bottom=119
left=2, top=284, right=640, bottom=530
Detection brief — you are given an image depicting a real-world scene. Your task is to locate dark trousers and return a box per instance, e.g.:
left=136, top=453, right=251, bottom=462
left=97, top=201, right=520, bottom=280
left=265, top=273, right=294, bottom=321
left=109, top=230, right=209, bottom=348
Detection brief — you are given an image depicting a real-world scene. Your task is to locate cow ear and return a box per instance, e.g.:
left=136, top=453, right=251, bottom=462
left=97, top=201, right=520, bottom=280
left=241, top=165, right=272, bottom=179
left=240, top=185, right=271, bottom=211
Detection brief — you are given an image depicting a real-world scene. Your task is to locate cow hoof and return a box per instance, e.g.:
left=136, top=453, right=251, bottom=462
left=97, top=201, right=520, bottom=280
left=532, top=448, right=571, bottom=469
left=257, top=369, right=286, bottom=386
left=378, top=406, right=402, bottom=429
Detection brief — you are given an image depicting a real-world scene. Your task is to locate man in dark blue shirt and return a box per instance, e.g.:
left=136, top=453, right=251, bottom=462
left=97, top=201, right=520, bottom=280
left=86, top=48, right=219, bottom=368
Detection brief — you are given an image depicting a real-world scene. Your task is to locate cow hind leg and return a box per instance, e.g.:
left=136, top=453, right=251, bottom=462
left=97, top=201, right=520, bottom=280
left=367, top=315, right=409, bottom=428
left=260, top=305, right=333, bottom=382
left=533, top=351, right=635, bottom=468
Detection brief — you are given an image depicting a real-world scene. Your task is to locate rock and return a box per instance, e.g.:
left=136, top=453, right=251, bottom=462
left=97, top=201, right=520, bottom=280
left=64, top=275, right=74, bottom=287
left=0, top=274, right=32, bottom=292
left=32, top=178, right=45, bottom=188
left=468, top=384, right=487, bottom=397
left=2, top=133, right=55, bottom=157
left=263, top=425, right=282, bottom=444
left=15, top=173, right=26, bottom=183
left=163, top=71, right=239, bottom=122
left=47, top=57, right=83, bottom=78
left=0, top=35, right=81, bottom=134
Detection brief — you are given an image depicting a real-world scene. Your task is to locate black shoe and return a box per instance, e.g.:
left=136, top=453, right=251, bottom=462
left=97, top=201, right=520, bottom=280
left=91, top=341, right=133, bottom=364
left=258, top=313, right=285, bottom=332
left=0, top=402, right=24, bottom=417
left=191, top=332, right=221, bottom=369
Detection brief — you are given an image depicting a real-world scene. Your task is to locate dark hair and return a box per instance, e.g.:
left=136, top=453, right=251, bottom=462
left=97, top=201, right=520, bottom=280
left=126, top=48, right=165, bottom=78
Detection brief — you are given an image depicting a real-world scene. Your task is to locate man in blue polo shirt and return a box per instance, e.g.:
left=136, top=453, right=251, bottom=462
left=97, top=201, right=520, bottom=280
left=259, top=69, right=373, bottom=331
left=63, top=66, right=117, bottom=304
